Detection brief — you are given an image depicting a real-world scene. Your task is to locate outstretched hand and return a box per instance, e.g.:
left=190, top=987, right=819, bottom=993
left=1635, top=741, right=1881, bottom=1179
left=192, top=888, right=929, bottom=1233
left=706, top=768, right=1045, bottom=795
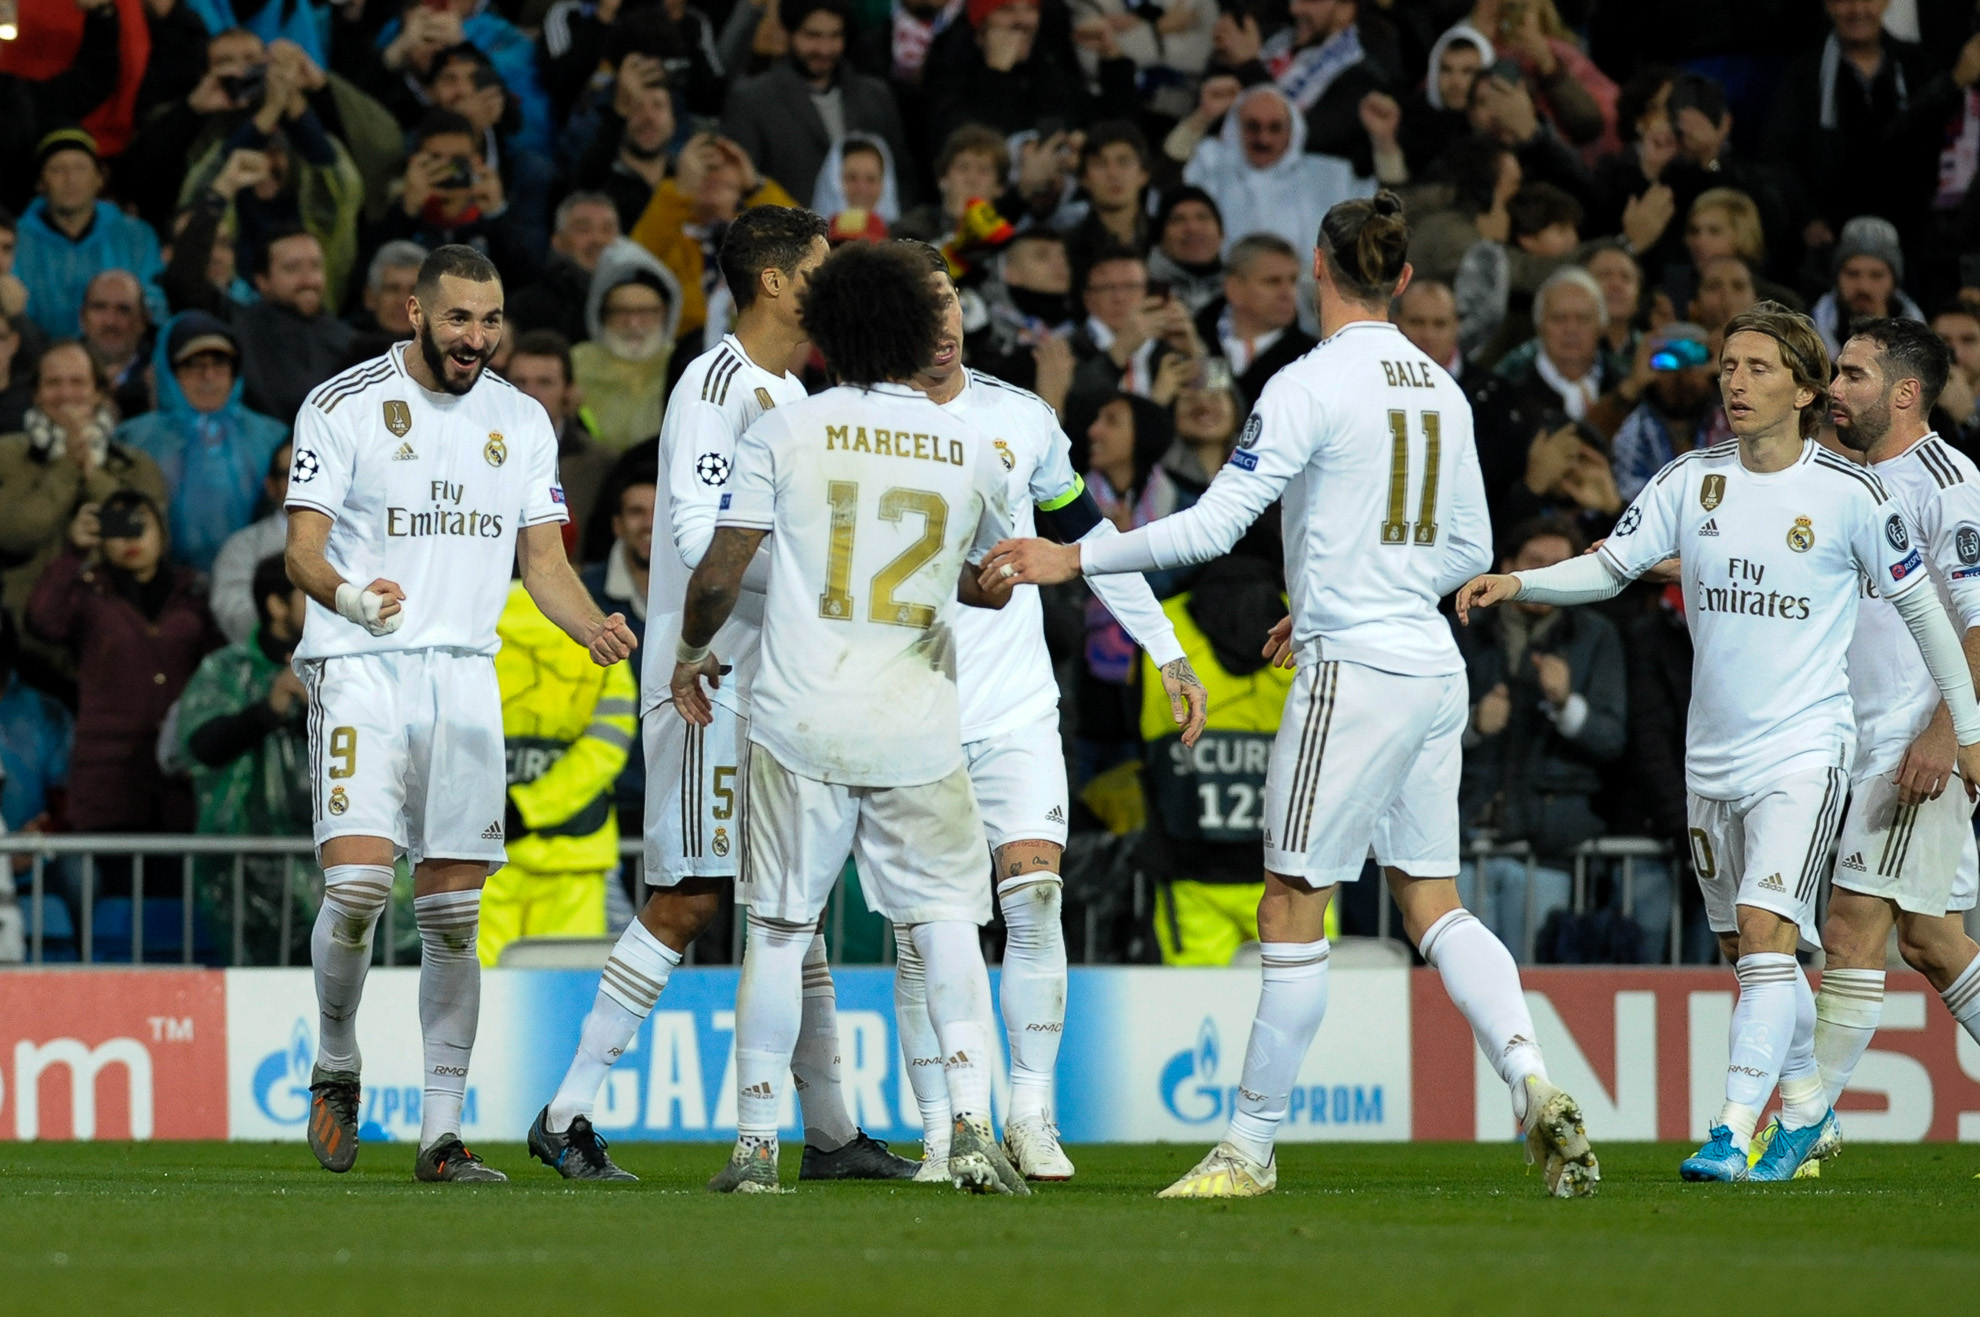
left=1454, top=573, right=1522, bottom=625
left=977, top=538, right=1083, bottom=591
left=1160, top=657, right=1210, bottom=747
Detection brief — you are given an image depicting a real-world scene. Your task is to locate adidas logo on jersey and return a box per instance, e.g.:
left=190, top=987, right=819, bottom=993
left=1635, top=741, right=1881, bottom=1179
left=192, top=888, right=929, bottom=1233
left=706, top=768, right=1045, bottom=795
left=1698, top=518, right=1719, bottom=536
left=1758, top=872, right=1787, bottom=893
left=1840, top=852, right=1867, bottom=871
left=481, top=821, right=503, bottom=839
left=392, top=442, right=418, bottom=461
left=1045, top=805, right=1066, bottom=824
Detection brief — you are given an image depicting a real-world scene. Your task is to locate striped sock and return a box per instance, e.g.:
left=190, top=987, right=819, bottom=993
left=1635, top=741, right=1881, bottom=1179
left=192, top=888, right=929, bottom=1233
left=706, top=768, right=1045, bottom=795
left=1814, top=967, right=1885, bottom=1109
left=415, top=889, right=483, bottom=1148
left=310, top=864, right=393, bottom=1073
left=547, top=919, right=682, bottom=1132
left=1421, top=909, right=1547, bottom=1126
left=794, top=930, right=858, bottom=1152
left=1225, top=939, right=1330, bottom=1165
left=1940, top=952, right=1980, bottom=1044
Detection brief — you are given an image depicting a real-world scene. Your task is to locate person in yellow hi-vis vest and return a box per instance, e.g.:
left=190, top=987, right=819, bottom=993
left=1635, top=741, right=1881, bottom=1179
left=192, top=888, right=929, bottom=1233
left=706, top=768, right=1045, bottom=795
left=1137, top=557, right=1326, bottom=965
left=483, top=579, right=639, bottom=965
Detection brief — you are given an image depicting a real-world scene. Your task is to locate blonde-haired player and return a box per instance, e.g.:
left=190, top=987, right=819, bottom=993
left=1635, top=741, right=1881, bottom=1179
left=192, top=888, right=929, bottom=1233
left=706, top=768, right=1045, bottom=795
left=985, top=194, right=1600, bottom=1198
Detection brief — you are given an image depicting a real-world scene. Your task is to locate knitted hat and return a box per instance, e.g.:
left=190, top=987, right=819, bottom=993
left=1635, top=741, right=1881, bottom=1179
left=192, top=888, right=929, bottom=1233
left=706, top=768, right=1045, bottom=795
left=1833, top=215, right=1903, bottom=282
left=36, top=127, right=98, bottom=172
left=968, top=0, right=1031, bottom=27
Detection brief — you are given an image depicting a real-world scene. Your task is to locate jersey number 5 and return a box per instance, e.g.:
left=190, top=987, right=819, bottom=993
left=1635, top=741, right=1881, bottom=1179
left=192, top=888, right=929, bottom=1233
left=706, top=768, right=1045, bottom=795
left=818, top=481, right=951, bottom=629
left=1381, top=410, right=1441, bottom=547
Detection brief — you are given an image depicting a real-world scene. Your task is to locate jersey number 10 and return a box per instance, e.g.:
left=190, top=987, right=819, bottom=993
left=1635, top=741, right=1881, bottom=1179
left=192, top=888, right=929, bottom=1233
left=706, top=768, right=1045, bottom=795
left=1381, top=409, right=1442, bottom=547
left=818, top=481, right=951, bottom=629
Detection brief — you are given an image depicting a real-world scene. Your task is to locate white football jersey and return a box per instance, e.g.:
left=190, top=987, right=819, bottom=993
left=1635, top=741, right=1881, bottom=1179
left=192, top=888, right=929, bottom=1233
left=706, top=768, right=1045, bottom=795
left=719, top=381, right=1012, bottom=786
left=289, top=345, right=566, bottom=660
left=942, top=369, right=1181, bottom=743
left=1846, top=434, right=1980, bottom=779
left=639, top=335, right=807, bottom=717
left=1600, top=439, right=1927, bottom=799
left=1083, top=321, right=1491, bottom=676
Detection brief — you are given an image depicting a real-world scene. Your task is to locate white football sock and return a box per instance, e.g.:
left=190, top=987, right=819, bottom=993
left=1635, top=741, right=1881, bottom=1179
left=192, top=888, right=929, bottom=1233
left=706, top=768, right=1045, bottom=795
left=1814, top=967, right=1885, bottom=1109
left=546, top=919, right=681, bottom=1132
left=1777, top=964, right=1827, bottom=1129
left=794, top=930, right=858, bottom=1152
left=735, top=914, right=810, bottom=1140
left=311, top=864, right=392, bottom=1073
left=1225, top=939, right=1329, bottom=1166
left=997, top=875, right=1067, bottom=1126
left=1940, top=951, right=1980, bottom=1045
left=1718, top=952, right=1799, bottom=1148
left=893, top=925, right=951, bottom=1154
left=909, top=921, right=997, bottom=1126
left=415, top=889, right=482, bottom=1148
left=1420, top=909, right=1547, bottom=1126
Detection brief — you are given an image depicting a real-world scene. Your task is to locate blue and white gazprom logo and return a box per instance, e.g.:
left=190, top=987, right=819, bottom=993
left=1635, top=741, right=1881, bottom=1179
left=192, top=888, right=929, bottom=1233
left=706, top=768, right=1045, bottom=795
left=1158, top=1017, right=1385, bottom=1130
left=250, top=1018, right=477, bottom=1142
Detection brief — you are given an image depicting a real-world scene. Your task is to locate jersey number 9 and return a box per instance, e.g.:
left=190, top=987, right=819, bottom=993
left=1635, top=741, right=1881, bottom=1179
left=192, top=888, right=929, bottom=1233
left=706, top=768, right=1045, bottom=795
left=1381, top=410, right=1442, bottom=547
left=818, top=481, right=951, bottom=630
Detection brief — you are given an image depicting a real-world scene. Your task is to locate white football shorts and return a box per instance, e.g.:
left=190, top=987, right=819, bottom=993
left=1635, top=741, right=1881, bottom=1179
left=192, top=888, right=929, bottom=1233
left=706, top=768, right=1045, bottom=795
left=741, top=744, right=993, bottom=926
left=1831, top=771, right=1980, bottom=917
left=1688, top=764, right=1848, bottom=942
left=1262, top=660, right=1465, bottom=886
left=963, top=714, right=1069, bottom=851
left=299, top=648, right=507, bottom=868
left=643, top=700, right=747, bottom=887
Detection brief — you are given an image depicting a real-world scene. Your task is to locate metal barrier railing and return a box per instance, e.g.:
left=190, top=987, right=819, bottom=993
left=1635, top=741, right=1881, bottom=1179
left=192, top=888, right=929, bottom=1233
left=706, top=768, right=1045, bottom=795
left=1, top=833, right=1683, bottom=967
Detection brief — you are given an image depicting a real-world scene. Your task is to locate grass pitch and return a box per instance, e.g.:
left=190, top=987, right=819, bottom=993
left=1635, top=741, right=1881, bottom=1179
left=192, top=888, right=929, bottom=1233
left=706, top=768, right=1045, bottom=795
left=3, top=1141, right=1976, bottom=1315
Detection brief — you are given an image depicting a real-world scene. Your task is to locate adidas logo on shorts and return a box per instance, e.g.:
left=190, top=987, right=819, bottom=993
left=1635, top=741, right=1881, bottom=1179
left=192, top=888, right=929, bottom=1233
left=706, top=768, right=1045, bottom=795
left=1840, top=852, right=1867, bottom=871
left=392, top=442, right=418, bottom=461
left=1758, top=872, right=1787, bottom=892
left=1045, top=805, right=1066, bottom=824
left=1698, top=518, right=1719, bottom=537
left=481, top=821, right=503, bottom=839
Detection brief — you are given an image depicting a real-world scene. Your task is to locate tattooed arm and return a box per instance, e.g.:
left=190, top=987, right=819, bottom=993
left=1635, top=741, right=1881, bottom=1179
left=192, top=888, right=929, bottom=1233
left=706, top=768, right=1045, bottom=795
left=670, top=526, right=768, bottom=725
left=1159, top=655, right=1210, bottom=747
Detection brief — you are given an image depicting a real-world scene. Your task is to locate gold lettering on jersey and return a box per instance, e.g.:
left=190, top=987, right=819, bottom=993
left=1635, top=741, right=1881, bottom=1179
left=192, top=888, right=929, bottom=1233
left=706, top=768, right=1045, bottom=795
left=1382, top=360, right=1438, bottom=389
left=485, top=432, right=508, bottom=467
left=386, top=506, right=506, bottom=538
left=824, top=425, right=964, bottom=466
left=1787, top=516, right=1814, bottom=552
left=755, top=387, right=775, bottom=410
left=1700, top=474, right=1725, bottom=511
left=1698, top=557, right=1811, bottom=619
left=383, top=400, right=412, bottom=437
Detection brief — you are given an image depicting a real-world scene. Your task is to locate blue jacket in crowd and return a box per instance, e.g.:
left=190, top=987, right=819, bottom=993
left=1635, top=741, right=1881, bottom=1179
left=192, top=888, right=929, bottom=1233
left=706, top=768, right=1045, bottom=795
left=374, top=4, right=553, bottom=153
left=14, top=199, right=168, bottom=338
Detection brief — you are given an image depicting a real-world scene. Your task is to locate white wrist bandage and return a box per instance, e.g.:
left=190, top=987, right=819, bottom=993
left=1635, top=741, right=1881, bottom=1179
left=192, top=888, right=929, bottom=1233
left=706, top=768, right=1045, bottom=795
left=676, top=637, right=710, bottom=666
left=334, top=582, right=402, bottom=637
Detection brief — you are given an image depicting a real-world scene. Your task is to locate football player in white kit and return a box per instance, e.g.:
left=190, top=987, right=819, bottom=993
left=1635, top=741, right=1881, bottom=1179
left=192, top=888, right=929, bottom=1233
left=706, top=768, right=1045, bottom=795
left=672, top=241, right=1024, bottom=1194
left=1459, top=303, right=1980, bottom=1183
left=1777, top=319, right=1980, bottom=1174
left=897, top=243, right=1209, bottom=1182
left=985, top=193, right=1601, bottom=1199
left=290, top=245, right=638, bottom=1182
left=530, top=209, right=914, bottom=1181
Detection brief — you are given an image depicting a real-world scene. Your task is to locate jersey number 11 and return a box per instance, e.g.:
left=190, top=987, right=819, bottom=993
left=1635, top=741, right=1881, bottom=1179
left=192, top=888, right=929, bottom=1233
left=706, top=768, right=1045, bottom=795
left=1381, top=409, right=1441, bottom=547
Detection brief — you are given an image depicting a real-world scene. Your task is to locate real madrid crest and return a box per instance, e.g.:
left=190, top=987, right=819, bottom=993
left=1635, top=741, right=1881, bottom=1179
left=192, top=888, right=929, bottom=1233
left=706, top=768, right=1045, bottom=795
left=1788, top=515, right=1815, bottom=552
left=754, top=387, right=775, bottom=410
left=328, top=786, right=349, bottom=816
left=993, top=440, right=1015, bottom=470
left=484, top=431, right=507, bottom=467
left=712, top=826, right=731, bottom=857
left=383, top=400, right=412, bottom=437
left=1699, top=474, right=1725, bottom=511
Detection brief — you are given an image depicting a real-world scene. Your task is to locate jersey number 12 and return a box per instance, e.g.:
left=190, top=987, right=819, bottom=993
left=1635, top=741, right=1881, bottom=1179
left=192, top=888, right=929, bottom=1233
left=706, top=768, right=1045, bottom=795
left=1381, top=409, right=1441, bottom=547
left=818, top=481, right=950, bottom=629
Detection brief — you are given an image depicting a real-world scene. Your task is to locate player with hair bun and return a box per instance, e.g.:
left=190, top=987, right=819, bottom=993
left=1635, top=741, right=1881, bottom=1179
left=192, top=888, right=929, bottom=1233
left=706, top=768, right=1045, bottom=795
left=984, top=192, right=1601, bottom=1199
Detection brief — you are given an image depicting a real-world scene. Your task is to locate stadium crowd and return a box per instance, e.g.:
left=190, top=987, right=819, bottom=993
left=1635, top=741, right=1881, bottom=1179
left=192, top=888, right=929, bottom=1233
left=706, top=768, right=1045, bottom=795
left=2, top=0, right=1978, bottom=967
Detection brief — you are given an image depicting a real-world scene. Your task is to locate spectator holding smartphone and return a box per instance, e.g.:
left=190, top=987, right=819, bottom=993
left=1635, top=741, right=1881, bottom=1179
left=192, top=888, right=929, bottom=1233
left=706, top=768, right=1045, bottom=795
left=370, top=110, right=536, bottom=282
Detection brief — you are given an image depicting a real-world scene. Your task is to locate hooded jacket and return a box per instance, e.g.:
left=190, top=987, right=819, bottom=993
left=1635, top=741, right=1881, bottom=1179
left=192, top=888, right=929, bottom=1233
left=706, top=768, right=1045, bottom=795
left=570, top=239, right=685, bottom=451
left=1182, top=83, right=1374, bottom=262
left=116, top=314, right=290, bottom=572
left=14, top=198, right=168, bottom=338
left=811, top=132, right=904, bottom=226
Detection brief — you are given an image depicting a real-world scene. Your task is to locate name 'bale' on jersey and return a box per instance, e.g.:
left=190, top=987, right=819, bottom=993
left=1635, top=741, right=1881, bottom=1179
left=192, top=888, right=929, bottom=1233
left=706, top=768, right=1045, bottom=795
left=1597, top=440, right=1927, bottom=799
left=640, top=336, right=807, bottom=718
left=717, top=381, right=1013, bottom=787
left=288, top=345, right=566, bottom=660
left=1845, top=434, right=1980, bottom=780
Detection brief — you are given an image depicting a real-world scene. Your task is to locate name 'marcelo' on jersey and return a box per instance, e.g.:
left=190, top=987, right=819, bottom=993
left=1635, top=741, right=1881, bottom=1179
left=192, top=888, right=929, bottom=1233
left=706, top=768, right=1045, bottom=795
left=640, top=335, right=807, bottom=717
left=1082, top=320, right=1491, bottom=676
left=1845, top=433, right=1980, bottom=780
left=1598, top=439, right=1928, bottom=799
left=942, top=369, right=1181, bottom=743
left=288, top=344, right=566, bottom=660
left=717, top=381, right=1012, bottom=787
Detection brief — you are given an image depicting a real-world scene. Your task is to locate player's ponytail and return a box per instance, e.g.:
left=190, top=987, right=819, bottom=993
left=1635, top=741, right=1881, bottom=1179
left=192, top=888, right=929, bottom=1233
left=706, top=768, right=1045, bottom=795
left=1318, top=191, right=1410, bottom=305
